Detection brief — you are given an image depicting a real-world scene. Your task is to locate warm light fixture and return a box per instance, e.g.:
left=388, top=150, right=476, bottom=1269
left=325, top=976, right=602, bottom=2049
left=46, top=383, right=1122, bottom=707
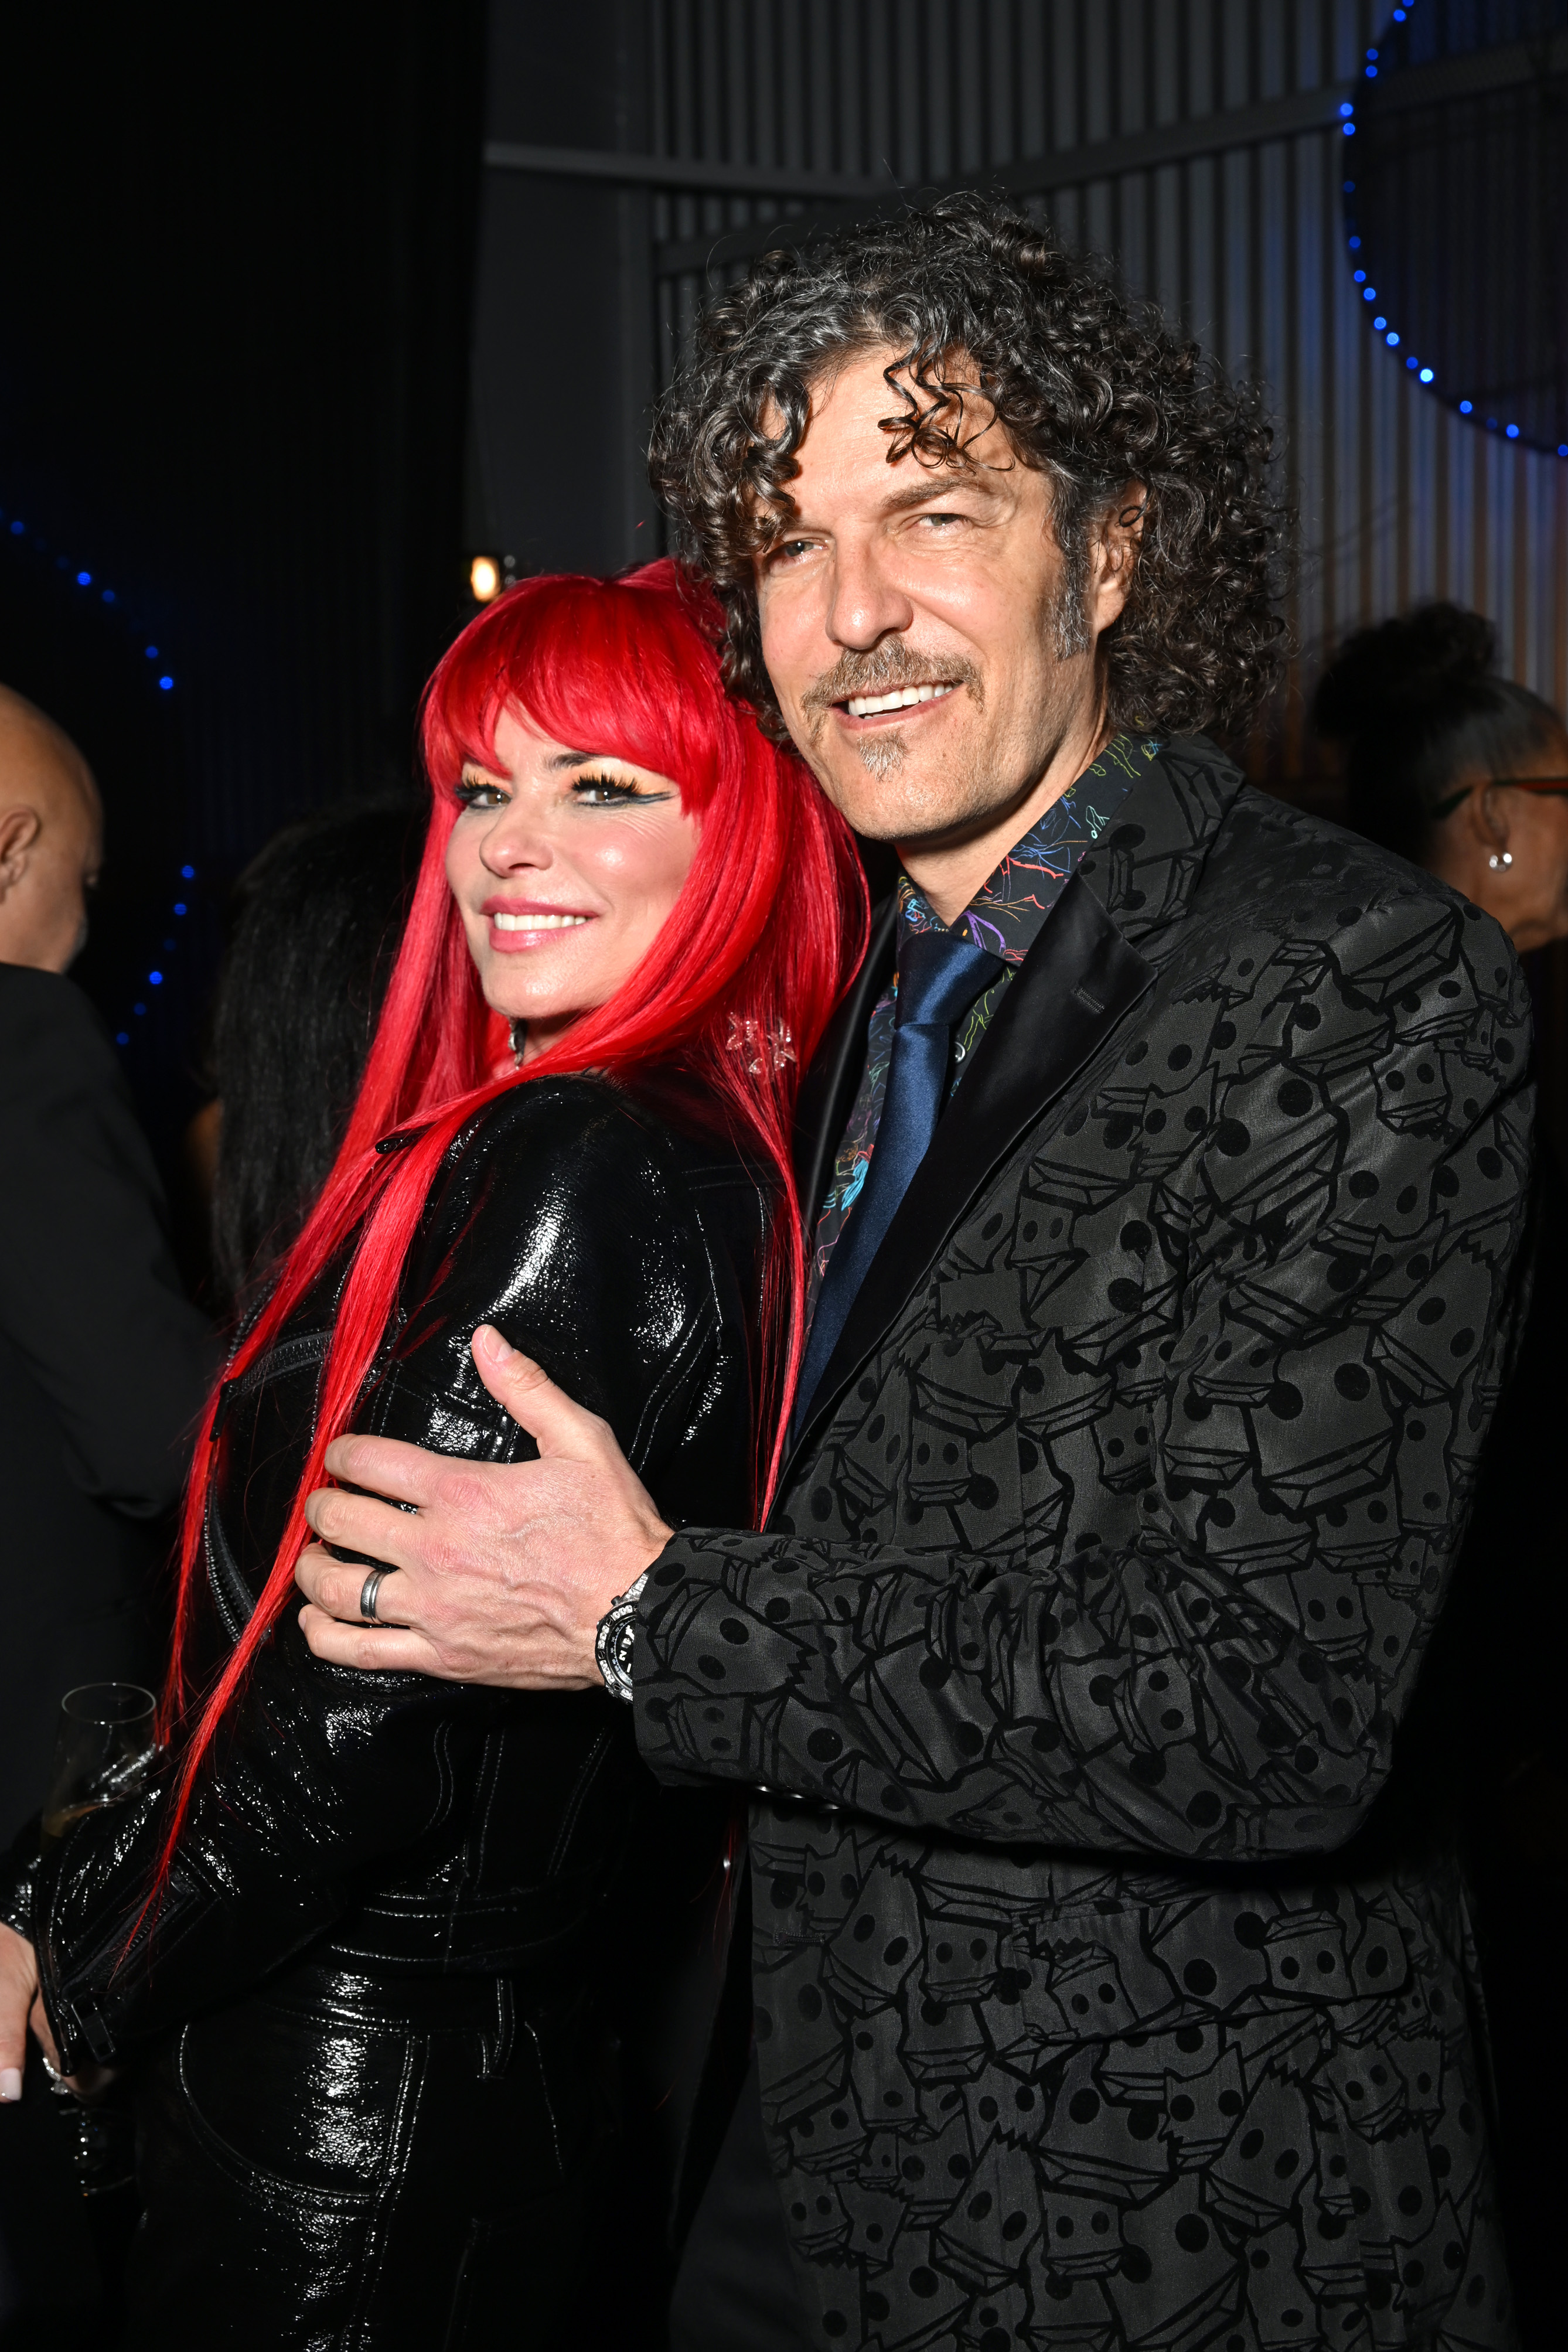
left=469, top=555, right=502, bottom=603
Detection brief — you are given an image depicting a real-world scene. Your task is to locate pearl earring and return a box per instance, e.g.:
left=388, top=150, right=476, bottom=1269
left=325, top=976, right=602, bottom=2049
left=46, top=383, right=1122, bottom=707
left=1488, top=851, right=1514, bottom=870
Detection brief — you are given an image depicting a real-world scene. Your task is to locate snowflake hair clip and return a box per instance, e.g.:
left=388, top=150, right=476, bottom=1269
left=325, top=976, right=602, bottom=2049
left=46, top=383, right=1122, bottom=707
left=725, top=1013, right=797, bottom=1075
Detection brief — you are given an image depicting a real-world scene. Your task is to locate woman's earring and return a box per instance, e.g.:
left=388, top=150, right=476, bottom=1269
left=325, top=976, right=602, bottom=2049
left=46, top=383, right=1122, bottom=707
left=509, top=1017, right=527, bottom=1065
left=1488, top=851, right=1514, bottom=870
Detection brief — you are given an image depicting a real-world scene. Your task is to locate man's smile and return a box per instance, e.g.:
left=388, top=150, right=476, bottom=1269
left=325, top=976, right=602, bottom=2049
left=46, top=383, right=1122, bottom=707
left=841, top=681, right=960, bottom=720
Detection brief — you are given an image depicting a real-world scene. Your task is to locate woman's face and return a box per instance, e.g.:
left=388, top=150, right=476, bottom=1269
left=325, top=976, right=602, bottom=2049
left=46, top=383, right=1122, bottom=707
left=1429, top=724, right=1568, bottom=955
left=445, top=704, right=699, bottom=1059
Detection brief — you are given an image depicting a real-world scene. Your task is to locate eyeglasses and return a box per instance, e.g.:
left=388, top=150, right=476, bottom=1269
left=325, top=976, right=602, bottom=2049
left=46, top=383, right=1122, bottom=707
left=1430, top=778, right=1568, bottom=819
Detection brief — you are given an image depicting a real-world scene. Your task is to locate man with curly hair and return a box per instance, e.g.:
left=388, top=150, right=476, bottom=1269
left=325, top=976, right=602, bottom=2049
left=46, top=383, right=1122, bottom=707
left=298, top=200, right=1526, bottom=2349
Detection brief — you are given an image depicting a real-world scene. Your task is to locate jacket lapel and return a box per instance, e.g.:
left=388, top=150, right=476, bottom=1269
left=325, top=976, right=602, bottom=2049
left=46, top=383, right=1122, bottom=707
left=792, top=892, right=898, bottom=1223
left=776, top=871, right=1155, bottom=1494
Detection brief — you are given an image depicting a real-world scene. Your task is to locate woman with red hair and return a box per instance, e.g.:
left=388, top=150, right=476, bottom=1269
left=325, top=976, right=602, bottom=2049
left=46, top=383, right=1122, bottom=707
left=0, top=563, right=865, bottom=2345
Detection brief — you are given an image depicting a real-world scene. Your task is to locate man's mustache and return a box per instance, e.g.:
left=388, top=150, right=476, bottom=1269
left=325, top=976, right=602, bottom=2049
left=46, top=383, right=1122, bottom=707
left=799, top=642, right=983, bottom=719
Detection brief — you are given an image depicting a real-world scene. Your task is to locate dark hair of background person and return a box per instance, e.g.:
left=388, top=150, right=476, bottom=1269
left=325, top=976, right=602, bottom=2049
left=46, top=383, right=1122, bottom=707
left=1312, top=602, right=1562, bottom=860
left=650, top=192, right=1287, bottom=746
left=207, top=798, right=426, bottom=1308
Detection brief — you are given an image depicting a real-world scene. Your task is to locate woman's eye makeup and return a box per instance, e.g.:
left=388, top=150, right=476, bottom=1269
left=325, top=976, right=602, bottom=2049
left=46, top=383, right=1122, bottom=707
left=570, top=771, right=675, bottom=806
left=454, top=769, right=676, bottom=810
left=454, top=777, right=508, bottom=810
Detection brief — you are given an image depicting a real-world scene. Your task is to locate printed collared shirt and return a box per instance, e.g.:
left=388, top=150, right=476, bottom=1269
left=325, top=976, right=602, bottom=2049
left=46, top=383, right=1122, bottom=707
left=806, top=733, right=1161, bottom=1307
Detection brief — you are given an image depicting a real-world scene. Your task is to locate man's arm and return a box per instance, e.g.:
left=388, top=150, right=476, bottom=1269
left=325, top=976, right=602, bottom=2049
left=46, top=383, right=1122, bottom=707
left=299, top=1025, right=1531, bottom=1867
left=296, top=1325, right=671, bottom=1685
left=0, top=972, right=214, bottom=1509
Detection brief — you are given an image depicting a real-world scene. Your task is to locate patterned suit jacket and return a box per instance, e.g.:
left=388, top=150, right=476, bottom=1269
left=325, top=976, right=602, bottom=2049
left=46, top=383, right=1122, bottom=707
left=638, top=739, right=1530, bottom=2352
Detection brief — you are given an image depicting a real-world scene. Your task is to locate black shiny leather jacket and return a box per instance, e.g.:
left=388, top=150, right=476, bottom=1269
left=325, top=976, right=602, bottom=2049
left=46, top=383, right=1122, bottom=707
left=8, top=1076, right=764, bottom=2072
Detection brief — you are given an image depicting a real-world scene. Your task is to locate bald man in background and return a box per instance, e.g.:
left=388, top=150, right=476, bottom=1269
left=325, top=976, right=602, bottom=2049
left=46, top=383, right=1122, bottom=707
left=0, top=687, right=213, bottom=2334
left=0, top=687, right=213, bottom=1847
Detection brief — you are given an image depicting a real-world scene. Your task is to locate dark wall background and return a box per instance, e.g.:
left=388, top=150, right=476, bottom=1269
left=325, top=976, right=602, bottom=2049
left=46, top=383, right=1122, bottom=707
left=467, top=0, right=660, bottom=574
left=8, top=2, right=1566, bottom=1160
left=0, top=2, right=487, bottom=1150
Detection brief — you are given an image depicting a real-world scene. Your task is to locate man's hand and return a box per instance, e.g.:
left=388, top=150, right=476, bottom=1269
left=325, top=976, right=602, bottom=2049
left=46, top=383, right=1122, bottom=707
left=0, top=1920, right=60, bottom=2099
left=294, top=1325, right=672, bottom=1688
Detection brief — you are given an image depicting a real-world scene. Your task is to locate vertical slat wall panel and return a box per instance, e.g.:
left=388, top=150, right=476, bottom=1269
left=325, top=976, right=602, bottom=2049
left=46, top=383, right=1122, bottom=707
left=645, top=0, right=1568, bottom=771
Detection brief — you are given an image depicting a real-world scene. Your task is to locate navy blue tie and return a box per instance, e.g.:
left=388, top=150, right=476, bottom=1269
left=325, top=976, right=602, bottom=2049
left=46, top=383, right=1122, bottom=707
left=795, top=928, right=1003, bottom=1428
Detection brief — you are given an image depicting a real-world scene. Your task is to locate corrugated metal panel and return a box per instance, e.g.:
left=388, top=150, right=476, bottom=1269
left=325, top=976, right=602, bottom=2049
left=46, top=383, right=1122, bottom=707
left=642, top=0, right=1568, bottom=775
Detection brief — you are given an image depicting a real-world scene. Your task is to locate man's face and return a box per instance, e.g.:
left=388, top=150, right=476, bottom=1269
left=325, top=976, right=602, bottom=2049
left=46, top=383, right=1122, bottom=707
left=754, top=347, right=1132, bottom=858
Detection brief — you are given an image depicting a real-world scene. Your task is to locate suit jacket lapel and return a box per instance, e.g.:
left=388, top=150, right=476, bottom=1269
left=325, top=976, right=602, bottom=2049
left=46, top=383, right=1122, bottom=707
left=777, top=872, right=1155, bottom=1493
left=792, top=892, right=898, bottom=1223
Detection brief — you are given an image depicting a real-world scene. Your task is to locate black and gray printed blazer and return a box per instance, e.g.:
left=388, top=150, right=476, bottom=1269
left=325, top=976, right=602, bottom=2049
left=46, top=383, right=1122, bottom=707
left=637, top=738, right=1531, bottom=2352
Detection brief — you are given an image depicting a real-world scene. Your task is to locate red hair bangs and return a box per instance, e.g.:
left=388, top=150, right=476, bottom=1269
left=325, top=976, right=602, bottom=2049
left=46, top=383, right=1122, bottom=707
left=422, top=565, right=738, bottom=824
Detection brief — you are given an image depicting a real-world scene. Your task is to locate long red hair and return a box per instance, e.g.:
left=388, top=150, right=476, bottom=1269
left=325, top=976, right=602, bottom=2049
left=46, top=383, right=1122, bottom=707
left=155, top=561, right=865, bottom=1881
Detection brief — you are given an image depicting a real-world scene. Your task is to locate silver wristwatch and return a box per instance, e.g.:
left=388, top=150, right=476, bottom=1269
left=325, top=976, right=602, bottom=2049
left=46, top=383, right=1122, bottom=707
left=594, top=1571, right=648, bottom=1705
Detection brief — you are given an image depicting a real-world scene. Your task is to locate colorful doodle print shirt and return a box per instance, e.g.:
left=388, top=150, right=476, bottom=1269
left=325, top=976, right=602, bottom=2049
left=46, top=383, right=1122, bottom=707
left=806, top=734, right=1161, bottom=1307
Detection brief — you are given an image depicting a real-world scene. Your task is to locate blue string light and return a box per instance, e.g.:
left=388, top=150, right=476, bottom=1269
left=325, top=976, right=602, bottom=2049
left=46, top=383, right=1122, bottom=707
left=0, top=490, right=203, bottom=1049
left=1340, top=21, right=1563, bottom=463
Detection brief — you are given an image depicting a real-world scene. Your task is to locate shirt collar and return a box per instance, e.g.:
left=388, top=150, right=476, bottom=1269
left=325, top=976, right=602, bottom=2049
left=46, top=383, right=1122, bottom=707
left=895, top=731, right=1162, bottom=965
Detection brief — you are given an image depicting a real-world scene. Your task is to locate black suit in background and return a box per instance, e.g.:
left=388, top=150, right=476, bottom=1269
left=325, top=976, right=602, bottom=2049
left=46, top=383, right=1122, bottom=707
left=0, top=966, right=213, bottom=1845
left=0, top=966, right=213, bottom=2344
left=645, top=741, right=1532, bottom=2351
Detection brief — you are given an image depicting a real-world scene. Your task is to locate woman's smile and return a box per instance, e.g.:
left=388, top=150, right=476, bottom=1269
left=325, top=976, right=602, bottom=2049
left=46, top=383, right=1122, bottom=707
left=445, top=704, right=698, bottom=1053
left=482, top=895, right=596, bottom=947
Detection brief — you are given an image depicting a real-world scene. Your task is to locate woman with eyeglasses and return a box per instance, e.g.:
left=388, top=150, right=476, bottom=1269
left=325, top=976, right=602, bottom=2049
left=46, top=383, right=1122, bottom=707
left=1314, top=598, right=1568, bottom=2352
left=1315, top=599, right=1568, bottom=948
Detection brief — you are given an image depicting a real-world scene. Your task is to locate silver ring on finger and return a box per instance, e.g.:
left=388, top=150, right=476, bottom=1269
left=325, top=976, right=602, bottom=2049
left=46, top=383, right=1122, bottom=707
left=359, top=1567, right=390, bottom=1625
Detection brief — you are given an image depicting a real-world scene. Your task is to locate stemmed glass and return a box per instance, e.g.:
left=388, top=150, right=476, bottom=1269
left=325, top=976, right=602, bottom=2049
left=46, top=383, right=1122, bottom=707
left=40, top=1682, right=158, bottom=1847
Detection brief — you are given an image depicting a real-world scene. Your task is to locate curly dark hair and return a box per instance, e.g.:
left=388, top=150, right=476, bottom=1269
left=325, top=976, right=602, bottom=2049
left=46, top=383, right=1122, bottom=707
left=650, top=195, right=1287, bottom=743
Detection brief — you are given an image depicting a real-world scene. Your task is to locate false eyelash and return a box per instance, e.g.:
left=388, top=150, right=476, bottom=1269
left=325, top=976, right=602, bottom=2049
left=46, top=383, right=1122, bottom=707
left=571, top=772, right=644, bottom=799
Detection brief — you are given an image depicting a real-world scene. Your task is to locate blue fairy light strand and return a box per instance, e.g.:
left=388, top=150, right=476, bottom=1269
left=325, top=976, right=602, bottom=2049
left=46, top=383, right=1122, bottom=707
left=1337, top=7, right=1558, bottom=463
left=0, top=490, right=202, bottom=1045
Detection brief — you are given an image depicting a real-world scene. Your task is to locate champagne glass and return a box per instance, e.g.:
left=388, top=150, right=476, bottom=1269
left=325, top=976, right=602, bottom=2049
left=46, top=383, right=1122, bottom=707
left=40, top=1682, right=157, bottom=1848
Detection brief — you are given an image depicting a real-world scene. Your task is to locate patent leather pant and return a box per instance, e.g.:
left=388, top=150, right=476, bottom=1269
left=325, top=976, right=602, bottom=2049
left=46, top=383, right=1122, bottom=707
left=120, top=1958, right=601, bottom=2351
